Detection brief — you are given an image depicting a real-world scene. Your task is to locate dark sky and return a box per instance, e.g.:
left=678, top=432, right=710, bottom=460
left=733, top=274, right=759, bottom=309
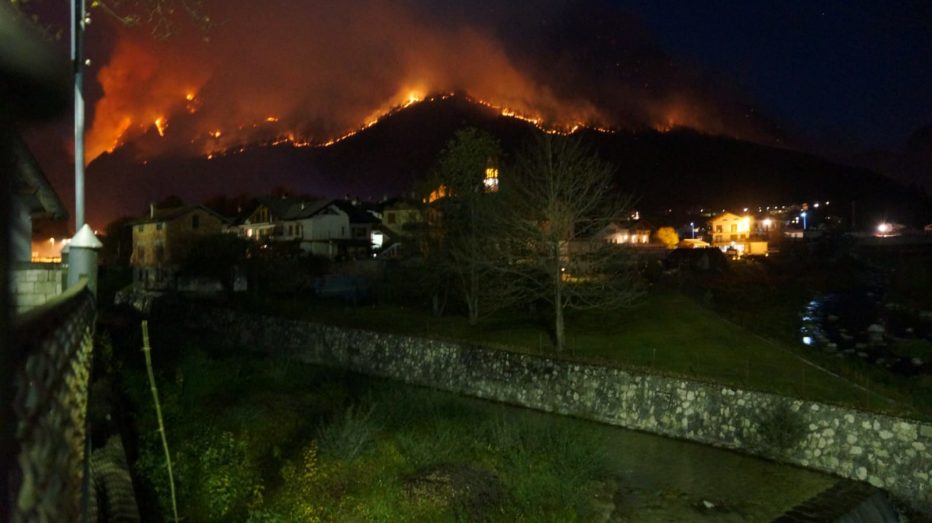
left=19, top=0, right=932, bottom=229
left=624, top=0, right=932, bottom=154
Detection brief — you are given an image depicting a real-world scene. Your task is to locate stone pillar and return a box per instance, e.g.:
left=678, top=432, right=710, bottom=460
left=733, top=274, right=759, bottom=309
left=66, top=224, right=102, bottom=295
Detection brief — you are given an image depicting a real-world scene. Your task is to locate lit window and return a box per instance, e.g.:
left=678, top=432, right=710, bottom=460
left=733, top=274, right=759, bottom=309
left=483, top=166, right=499, bottom=193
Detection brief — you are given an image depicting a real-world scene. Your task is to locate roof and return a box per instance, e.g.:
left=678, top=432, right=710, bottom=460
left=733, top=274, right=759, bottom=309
left=378, top=197, right=421, bottom=212
left=257, top=196, right=302, bottom=219
left=12, top=134, right=67, bottom=219
left=710, top=212, right=744, bottom=222
left=131, top=205, right=229, bottom=225
left=283, top=199, right=331, bottom=220
left=332, top=200, right=380, bottom=224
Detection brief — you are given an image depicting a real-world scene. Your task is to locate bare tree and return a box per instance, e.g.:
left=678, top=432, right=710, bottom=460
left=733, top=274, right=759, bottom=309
left=493, top=136, right=644, bottom=351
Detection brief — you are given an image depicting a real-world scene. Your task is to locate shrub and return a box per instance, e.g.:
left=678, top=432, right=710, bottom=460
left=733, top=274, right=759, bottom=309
left=316, top=405, right=379, bottom=461
left=756, top=402, right=807, bottom=452
left=247, top=443, right=324, bottom=523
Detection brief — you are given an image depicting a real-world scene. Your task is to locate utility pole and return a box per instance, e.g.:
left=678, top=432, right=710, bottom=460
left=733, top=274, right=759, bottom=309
left=72, top=0, right=86, bottom=230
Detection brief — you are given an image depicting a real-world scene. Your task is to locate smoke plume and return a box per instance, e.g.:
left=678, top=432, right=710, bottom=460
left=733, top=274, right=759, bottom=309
left=85, top=0, right=783, bottom=164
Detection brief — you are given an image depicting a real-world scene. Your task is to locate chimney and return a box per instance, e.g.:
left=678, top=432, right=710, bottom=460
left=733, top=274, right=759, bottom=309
left=150, top=203, right=155, bottom=218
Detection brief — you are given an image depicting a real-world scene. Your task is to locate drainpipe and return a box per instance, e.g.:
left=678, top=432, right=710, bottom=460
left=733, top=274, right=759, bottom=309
left=72, top=0, right=87, bottom=230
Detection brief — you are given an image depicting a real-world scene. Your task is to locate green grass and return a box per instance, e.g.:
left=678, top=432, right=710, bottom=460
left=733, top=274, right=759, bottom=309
left=892, top=338, right=932, bottom=361
left=124, top=347, right=834, bottom=522
left=238, top=290, right=923, bottom=418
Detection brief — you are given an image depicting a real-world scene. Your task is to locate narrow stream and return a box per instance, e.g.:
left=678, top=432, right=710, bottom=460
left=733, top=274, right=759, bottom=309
left=565, top=415, right=835, bottom=522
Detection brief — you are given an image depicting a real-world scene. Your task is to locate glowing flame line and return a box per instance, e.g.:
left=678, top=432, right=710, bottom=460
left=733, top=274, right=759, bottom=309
left=201, top=93, right=615, bottom=160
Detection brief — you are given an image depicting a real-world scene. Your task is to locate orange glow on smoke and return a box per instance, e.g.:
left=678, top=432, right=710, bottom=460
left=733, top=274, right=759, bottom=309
left=265, top=116, right=279, bottom=122
left=87, top=38, right=209, bottom=163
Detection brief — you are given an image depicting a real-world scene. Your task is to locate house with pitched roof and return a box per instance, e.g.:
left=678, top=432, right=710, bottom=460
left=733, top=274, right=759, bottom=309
left=130, top=205, right=228, bottom=289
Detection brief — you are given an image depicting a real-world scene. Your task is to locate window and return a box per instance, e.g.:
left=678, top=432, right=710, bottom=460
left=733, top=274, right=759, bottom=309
left=715, top=225, right=722, bottom=233
left=192, top=214, right=200, bottom=229
left=714, top=235, right=722, bottom=242
left=730, top=224, right=737, bottom=233
left=156, top=222, right=163, bottom=231
left=730, top=234, right=737, bottom=241
left=137, top=224, right=144, bottom=232
left=155, top=245, right=165, bottom=262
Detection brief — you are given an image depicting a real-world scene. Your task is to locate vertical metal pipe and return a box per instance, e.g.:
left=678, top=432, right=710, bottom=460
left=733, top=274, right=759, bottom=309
left=72, top=0, right=85, bottom=230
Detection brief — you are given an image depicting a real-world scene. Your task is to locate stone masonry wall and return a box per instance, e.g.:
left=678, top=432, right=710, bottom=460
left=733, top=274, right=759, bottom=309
left=185, top=306, right=932, bottom=511
left=12, top=263, right=64, bottom=314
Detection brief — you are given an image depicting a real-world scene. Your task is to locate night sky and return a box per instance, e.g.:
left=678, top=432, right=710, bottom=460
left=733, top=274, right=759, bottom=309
left=19, top=0, right=932, bottom=227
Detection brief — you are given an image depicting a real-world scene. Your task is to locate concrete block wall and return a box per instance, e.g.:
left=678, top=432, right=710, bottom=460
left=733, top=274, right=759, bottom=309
left=12, top=263, right=64, bottom=314
left=185, top=305, right=932, bottom=512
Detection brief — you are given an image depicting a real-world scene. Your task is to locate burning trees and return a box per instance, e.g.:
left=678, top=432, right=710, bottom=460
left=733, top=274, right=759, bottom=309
left=421, top=128, right=504, bottom=325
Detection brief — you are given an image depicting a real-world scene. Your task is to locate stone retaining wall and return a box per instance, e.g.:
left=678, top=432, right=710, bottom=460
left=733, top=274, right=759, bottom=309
left=185, top=305, right=932, bottom=511
left=11, top=262, right=64, bottom=314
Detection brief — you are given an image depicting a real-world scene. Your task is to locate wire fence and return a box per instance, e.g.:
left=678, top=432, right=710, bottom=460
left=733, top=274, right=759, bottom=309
left=10, top=280, right=96, bottom=523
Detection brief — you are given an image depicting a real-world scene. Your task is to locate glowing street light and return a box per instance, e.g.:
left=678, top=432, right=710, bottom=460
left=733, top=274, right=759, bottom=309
left=877, top=222, right=892, bottom=235
left=800, top=211, right=808, bottom=230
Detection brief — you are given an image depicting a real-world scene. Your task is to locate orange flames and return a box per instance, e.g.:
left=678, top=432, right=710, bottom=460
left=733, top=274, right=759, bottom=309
left=153, top=117, right=167, bottom=137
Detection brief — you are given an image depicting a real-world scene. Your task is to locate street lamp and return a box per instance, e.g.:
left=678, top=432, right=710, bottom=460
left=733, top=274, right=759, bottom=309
left=690, top=222, right=696, bottom=239
left=800, top=211, right=807, bottom=230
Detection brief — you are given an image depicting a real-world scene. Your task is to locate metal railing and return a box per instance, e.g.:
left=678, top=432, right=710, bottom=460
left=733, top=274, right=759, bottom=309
left=10, top=279, right=95, bottom=522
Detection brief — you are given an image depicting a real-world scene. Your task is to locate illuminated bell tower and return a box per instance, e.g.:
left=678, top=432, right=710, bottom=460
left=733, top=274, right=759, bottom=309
left=483, top=156, right=499, bottom=193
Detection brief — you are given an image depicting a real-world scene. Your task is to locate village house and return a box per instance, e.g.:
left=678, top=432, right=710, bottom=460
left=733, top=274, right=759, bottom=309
left=708, top=212, right=768, bottom=256
left=238, top=198, right=380, bottom=260
left=234, top=196, right=298, bottom=241
left=130, top=205, right=227, bottom=289
left=591, top=222, right=652, bottom=246
left=380, top=198, right=425, bottom=238
left=292, top=200, right=378, bottom=259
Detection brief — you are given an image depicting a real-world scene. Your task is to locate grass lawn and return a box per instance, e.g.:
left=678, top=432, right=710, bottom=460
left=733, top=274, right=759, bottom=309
left=239, top=289, right=923, bottom=419
left=892, top=338, right=932, bottom=361
left=124, top=345, right=835, bottom=522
